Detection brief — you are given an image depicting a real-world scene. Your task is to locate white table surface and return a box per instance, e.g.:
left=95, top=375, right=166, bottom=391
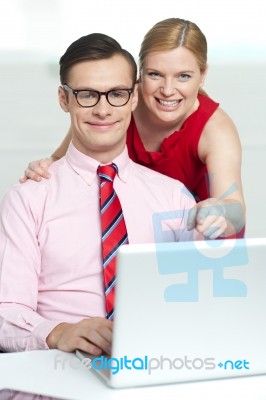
left=0, top=350, right=265, bottom=400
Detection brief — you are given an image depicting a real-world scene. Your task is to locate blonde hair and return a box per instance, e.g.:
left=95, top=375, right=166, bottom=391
left=139, top=18, right=208, bottom=74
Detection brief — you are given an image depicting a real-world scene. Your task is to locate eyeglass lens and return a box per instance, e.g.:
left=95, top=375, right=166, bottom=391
left=77, top=89, right=130, bottom=107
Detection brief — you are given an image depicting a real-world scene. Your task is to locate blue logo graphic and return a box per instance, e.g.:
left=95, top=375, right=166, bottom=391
left=217, top=359, right=250, bottom=370
left=152, top=208, right=248, bottom=302
left=91, top=355, right=148, bottom=375
left=76, top=355, right=249, bottom=375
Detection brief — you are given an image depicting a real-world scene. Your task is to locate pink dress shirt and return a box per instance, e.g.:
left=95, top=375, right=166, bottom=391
left=0, top=143, right=197, bottom=351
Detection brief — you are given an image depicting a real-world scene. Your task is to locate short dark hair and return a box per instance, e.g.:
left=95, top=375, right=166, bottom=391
left=59, top=33, right=137, bottom=85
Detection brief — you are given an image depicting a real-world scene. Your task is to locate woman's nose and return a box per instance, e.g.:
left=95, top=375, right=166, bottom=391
left=160, top=78, right=177, bottom=96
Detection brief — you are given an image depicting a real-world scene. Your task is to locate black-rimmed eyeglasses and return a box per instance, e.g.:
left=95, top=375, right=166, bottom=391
left=62, top=84, right=134, bottom=107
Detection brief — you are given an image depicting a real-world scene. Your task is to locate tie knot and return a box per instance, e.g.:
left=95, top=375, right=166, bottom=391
left=97, top=163, right=118, bottom=182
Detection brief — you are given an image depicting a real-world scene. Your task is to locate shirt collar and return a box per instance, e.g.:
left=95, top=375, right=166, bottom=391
left=65, top=141, right=130, bottom=185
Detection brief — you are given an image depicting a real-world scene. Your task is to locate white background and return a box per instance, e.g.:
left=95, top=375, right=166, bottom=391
left=1, top=0, right=266, bottom=62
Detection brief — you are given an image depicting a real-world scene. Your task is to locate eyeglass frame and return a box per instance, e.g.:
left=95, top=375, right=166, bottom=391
left=62, top=84, right=135, bottom=108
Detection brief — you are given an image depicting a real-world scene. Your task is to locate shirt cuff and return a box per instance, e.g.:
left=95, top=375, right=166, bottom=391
left=33, top=320, right=65, bottom=350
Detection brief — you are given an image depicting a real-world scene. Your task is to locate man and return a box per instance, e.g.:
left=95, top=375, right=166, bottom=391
left=0, top=33, right=198, bottom=355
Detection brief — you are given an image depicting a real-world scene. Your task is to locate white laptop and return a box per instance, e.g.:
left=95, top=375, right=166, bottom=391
left=76, top=237, right=266, bottom=388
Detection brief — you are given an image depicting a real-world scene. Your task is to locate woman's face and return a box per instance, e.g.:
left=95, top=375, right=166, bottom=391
left=139, top=46, right=207, bottom=127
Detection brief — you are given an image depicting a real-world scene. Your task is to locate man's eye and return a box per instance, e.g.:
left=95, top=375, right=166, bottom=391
left=79, top=91, right=97, bottom=99
left=109, top=90, right=127, bottom=99
left=148, top=72, right=160, bottom=78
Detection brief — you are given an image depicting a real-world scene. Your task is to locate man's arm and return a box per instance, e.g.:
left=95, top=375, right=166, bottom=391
left=0, top=185, right=112, bottom=354
left=0, top=185, right=61, bottom=351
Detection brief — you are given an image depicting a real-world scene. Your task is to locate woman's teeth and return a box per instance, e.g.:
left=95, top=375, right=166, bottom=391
left=158, top=99, right=181, bottom=107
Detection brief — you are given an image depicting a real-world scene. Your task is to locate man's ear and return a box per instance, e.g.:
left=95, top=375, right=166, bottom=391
left=58, top=86, right=69, bottom=112
left=131, top=83, right=139, bottom=112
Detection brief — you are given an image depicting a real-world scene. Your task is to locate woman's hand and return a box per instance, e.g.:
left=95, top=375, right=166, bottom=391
left=19, top=157, right=56, bottom=183
left=187, top=198, right=243, bottom=239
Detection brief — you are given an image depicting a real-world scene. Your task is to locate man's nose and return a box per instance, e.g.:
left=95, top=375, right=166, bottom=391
left=92, top=94, right=112, bottom=116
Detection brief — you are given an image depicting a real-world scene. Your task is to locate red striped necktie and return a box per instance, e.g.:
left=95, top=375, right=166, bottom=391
left=97, top=163, right=128, bottom=320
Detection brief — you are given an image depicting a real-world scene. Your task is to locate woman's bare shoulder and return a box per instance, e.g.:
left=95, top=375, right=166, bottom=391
left=198, top=106, right=241, bottom=162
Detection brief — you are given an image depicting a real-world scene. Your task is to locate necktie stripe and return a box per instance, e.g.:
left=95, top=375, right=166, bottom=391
left=97, top=163, right=128, bottom=320
left=103, top=233, right=128, bottom=267
left=105, top=275, right=116, bottom=294
left=106, top=309, right=114, bottom=320
left=101, top=201, right=121, bottom=229
left=102, top=210, right=124, bottom=240
left=100, top=191, right=116, bottom=214
left=98, top=173, right=113, bottom=182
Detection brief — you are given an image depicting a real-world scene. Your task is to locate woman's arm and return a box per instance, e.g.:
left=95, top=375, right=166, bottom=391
left=51, top=128, right=72, bottom=160
left=20, top=128, right=72, bottom=183
left=187, top=107, right=246, bottom=239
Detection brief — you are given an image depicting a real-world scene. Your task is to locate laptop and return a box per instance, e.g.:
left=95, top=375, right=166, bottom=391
left=76, top=237, right=266, bottom=388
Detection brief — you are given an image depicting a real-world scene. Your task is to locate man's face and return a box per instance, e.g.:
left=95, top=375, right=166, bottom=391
left=58, top=54, right=138, bottom=163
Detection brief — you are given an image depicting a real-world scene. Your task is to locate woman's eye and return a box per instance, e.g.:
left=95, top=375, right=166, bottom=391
left=178, top=74, right=191, bottom=81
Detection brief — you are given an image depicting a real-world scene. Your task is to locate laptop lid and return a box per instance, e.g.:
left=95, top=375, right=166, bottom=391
left=106, top=237, right=266, bottom=388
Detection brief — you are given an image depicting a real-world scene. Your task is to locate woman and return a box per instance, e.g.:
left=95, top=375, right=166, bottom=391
left=20, top=18, right=245, bottom=239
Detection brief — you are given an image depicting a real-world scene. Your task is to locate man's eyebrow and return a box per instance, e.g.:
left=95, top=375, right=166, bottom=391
left=73, top=84, right=133, bottom=91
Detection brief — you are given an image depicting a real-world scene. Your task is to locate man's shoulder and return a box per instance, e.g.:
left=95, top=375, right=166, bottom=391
left=0, top=157, right=71, bottom=216
left=5, top=158, right=68, bottom=198
left=47, top=156, right=68, bottom=175
left=130, top=160, right=183, bottom=186
left=129, top=160, right=195, bottom=203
